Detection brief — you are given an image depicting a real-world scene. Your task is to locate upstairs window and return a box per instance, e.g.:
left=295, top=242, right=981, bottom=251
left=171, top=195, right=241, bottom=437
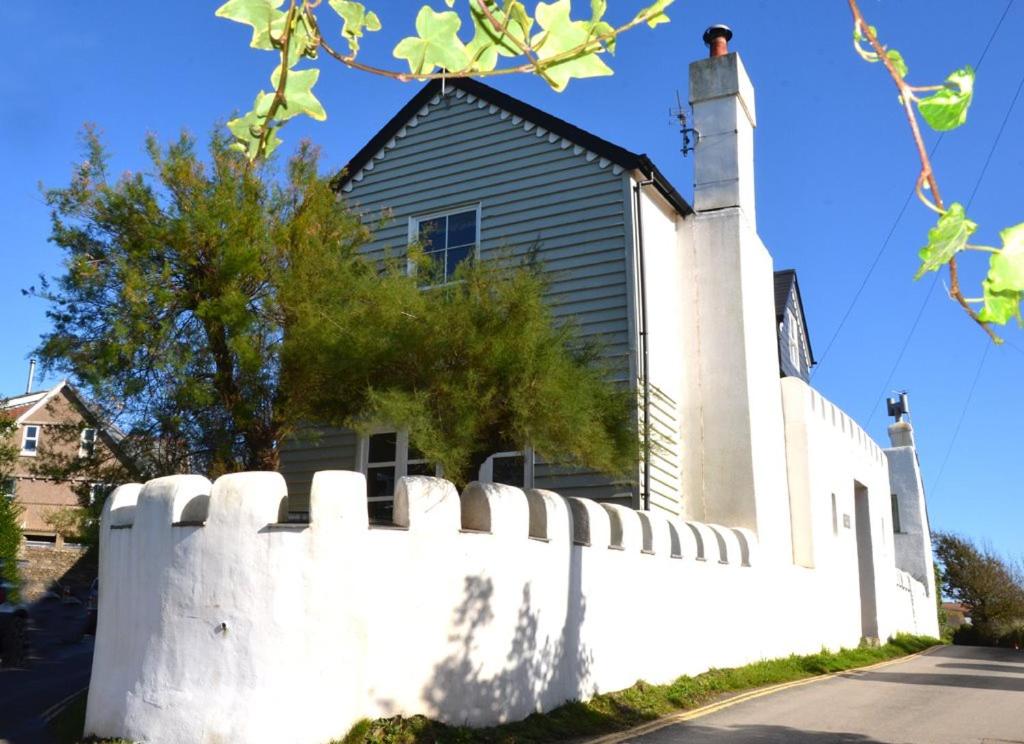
left=21, top=425, right=39, bottom=455
left=411, top=206, right=479, bottom=284
left=786, top=308, right=801, bottom=369
left=79, top=428, right=97, bottom=458
left=1, top=477, right=15, bottom=500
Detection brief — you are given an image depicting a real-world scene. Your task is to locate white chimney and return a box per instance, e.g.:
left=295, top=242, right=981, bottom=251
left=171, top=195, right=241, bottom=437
left=26, top=359, right=36, bottom=394
left=681, top=27, right=792, bottom=564
left=689, top=26, right=757, bottom=227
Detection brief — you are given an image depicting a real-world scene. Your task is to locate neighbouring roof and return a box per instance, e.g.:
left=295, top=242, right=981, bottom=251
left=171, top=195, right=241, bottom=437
left=331, top=76, right=693, bottom=218
left=774, top=269, right=816, bottom=366
left=1, top=383, right=67, bottom=425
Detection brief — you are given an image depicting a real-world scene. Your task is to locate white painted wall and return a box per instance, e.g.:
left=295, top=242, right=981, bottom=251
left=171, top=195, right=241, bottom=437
left=86, top=470, right=935, bottom=744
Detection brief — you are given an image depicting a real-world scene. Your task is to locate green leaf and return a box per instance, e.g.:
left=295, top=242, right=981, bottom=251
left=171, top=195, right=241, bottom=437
left=636, top=0, right=673, bottom=29
left=268, top=66, right=327, bottom=122
left=466, top=0, right=532, bottom=71
left=886, top=49, right=908, bottom=78
left=531, top=0, right=613, bottom=92
left=915, top=202, right=977, bottom=279
left=987, top=222, right=1024, bottom=292
left=216, top=0, right=286, bottom=50
left=917, top=66, right=974, bottom=131
left=978, top=281, right=1022, bottom=325
left=227, top=108, right=282, bottom=160
left=853, top=23, right=877, bottom=43
left=393, top=6, right=470, bottom=75
left=328, top=0, right=381, bottom=55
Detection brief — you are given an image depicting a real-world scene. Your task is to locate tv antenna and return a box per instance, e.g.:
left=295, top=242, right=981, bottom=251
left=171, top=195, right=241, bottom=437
left=670, top=91, right=700, bottom=157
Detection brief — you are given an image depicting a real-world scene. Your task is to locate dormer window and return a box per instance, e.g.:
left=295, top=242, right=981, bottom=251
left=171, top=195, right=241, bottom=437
left=411, top=206, right=480, bottom=284
left=21, top=425, right=39, bottom=455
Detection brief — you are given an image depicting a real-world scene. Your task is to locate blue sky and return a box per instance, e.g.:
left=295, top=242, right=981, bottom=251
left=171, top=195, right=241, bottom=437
left=2, top=2, right=1022, bottom=558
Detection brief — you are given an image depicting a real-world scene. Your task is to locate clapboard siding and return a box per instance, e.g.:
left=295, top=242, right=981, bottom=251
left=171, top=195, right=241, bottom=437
left=281, top=86, right=640, bottom=505
left=279, top=428, right=359, bottom=512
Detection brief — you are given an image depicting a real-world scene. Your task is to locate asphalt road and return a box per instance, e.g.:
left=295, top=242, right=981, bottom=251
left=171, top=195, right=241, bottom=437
left=626, top=645, right=1024, bottom=744
left=0, top=598, right=94, bottom=744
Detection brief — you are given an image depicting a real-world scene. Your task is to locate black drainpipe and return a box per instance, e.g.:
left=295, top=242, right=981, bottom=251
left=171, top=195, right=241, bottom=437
left=633, top=178, right=654, bottom=512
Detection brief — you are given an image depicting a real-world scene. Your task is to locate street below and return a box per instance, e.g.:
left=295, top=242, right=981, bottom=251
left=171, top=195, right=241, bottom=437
left=625, top=645, right=1024, bottom=744
left=0, top=597, right=94, bottom=744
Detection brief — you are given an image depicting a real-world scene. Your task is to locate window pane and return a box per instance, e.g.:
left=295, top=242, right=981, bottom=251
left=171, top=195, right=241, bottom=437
left=446, top=244, right=473, bottom=279
left=368, top=433, right=397, bottom=463
left=406, top=462, right=434, bottom=477
left=491, top=455, right=525, bottom=488
left=418, top=217, right=447, bottom=253
left=368, top=499, right=394, bottom=523
left=447, top=210, right=477, bottom=247
left=408, top=441, right=425, bottom=461
left=367, top=466, right=396, bottom=499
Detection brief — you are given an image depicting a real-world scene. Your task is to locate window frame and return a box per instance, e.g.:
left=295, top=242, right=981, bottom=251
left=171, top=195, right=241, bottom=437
left=786, top=307, right=801, bottom=369
left=1, top=477, right=15, bottom=500
left=478, top=450, right=535, bottom=490
left=21, top=425, right=40, bottom=456
left=407, top=203, right=482, bottom=285
left=358, top=430, right=443, bottom=520
left=79, top=428, right=98, bottom=458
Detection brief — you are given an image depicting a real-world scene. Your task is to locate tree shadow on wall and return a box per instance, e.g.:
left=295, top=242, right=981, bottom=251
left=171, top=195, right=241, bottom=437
left=390, top=540, right=594, bottom=731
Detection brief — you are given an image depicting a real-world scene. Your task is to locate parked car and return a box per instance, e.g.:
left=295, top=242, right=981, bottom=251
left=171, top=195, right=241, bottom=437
left=0, top=560, right=28, bottom=667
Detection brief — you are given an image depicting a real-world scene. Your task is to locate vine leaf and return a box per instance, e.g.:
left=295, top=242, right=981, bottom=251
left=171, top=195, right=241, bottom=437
left=466, top=0, right=532, bottom=72
left=636, top=0, right=673, bottom=29
left=268, top=66, right=327, bottom=122
left=915, top=202, right=977, bottom=279
left=215, top=0, right=286, bottom=50
left=988, top=223, right=1024, bottom=292
left=227, top=108, right=282, bottom=159
left=917, top=66, right=974, bottom=131
left=886, top=49, right=908, bottom=78
left=531, top=0, right=613, bottom=92
left=328, top=0, right=382, bottom=55
left=393, top=7, right=470, bottom=75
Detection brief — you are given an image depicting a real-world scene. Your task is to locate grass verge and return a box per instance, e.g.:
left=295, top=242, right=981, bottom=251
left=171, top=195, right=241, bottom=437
left=54, top=634, right=940, bottom=744
left=336, top=634, right=940, bottom=744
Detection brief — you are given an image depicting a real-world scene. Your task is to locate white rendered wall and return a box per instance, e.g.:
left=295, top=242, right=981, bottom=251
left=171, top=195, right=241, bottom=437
left=86, top=470, right=935, bottom=744
left=780, top=378, right=934, bottom=642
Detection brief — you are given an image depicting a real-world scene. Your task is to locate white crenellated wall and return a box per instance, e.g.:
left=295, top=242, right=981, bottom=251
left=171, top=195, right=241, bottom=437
left=86, top=468, right=936, bottom=744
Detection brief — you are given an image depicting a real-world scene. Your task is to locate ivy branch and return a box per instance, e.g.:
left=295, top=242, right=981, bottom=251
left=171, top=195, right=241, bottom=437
left=849, top=0, right=1024, bottom=342
left=217, top=0, right=674, bottom=160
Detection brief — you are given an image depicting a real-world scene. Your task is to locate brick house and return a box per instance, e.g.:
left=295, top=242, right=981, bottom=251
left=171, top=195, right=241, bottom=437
left=2, top=381, right=131, bottom=546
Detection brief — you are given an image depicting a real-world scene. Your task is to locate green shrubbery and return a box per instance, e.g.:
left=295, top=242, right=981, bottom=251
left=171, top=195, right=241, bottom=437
left=336, top=634, right=939, bottom=744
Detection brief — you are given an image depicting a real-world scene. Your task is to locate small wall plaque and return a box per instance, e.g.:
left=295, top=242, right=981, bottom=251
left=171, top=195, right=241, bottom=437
left=843, top=514, right=851, bottom=529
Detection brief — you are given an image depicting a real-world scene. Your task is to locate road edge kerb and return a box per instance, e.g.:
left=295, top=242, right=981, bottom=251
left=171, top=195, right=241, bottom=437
left=41, top=685, right=88, bottom=724
left=583, top=644, right=943, bottom=744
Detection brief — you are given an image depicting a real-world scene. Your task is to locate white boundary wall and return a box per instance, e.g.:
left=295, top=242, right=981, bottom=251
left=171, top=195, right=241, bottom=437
left=86, top=467, right=935, bottom=744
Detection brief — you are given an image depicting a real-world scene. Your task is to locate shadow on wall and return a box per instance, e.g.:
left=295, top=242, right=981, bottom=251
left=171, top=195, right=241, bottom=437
left=374, top=531, right=592, bottom=726
left=637, top=724, right=886, bottom=743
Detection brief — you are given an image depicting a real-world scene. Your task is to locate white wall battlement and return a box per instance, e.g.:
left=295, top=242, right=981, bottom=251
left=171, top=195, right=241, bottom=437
left=87, top=470, right=935, bottom=744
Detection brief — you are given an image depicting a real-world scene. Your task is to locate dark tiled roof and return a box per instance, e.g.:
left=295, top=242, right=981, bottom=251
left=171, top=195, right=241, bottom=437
left=331, top=76, right=693, bottom=218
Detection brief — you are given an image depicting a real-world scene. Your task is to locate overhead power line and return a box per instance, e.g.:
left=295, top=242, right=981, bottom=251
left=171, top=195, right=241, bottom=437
left=812, top=0, right=1017, bottom=379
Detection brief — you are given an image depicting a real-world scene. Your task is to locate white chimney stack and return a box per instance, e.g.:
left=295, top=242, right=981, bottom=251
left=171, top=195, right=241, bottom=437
left=689, top=25, right=758, bottom=227
left=681, top=27, right=792, bottom=564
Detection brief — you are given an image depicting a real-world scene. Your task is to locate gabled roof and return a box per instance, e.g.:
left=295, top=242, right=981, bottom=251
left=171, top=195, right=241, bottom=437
left=2, top=381, right=68, bottom=425
left=773, top=269, right=816, bottom=366
left=331, top=76, right=693, bottom=218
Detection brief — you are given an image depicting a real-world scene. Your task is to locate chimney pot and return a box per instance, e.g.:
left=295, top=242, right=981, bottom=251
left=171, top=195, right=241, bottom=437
left=703, top=24, right=733, bottom=58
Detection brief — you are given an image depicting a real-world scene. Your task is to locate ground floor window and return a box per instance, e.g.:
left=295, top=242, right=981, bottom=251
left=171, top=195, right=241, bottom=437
left=359, top=434, right=535, bottom=522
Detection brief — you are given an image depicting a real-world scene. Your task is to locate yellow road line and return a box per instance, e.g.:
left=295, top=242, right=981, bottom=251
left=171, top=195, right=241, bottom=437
left=586, top=646, right=941, bottom=744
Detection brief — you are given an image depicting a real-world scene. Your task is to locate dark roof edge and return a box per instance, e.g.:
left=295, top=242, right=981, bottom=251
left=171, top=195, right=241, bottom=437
left=775, top=268, right=816, bottom=366
left=330, top=77, right=693, bottom=217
